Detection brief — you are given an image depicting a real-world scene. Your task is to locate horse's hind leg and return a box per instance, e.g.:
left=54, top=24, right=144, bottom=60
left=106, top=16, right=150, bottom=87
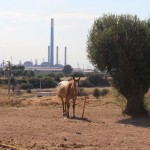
left=61, top=97, right=66, bottom=116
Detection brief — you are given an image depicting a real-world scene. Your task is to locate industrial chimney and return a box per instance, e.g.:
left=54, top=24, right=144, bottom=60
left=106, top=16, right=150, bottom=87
left=50, top=18, right=54, bottom=67
left=64, top=46, right=67, bottom=66
left=48, top=46, right=50, bottom=64
left=56, top=46, right=58, bottom=65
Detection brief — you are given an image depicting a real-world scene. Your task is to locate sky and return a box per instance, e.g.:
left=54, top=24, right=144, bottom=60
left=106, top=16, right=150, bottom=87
left=0, top=0, right=149, bottom=69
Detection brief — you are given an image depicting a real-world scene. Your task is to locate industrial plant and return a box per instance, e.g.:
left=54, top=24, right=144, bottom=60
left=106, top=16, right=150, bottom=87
left=0, top=18, right=93, bottom=73
left=24, top=18, right=67, bottom=69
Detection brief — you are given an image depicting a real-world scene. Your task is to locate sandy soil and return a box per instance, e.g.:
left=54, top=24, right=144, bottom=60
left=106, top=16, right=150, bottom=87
left=0, top=96, right=150, bottom=150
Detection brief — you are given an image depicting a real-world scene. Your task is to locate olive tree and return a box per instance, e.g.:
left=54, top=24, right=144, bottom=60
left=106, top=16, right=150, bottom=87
left=87, top=14, right=150, bottom=116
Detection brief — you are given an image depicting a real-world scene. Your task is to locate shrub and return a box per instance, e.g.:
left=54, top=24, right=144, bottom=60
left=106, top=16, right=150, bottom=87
left=100, top=88, right=109, bottom=96
left=26, top=88, right=31, bottom=93
left=87, top=73, right=110, bottom=87
left=79, top=80, right=94, bottom=87
left=20, top=82, right=33, bottom=90
left=41, top=77, right=57, bottom=88
left=71, top=72, right=84, bottom=77
left=78, top=88, right=85, bottom=96
left=93, top=88, right=101, bottom=99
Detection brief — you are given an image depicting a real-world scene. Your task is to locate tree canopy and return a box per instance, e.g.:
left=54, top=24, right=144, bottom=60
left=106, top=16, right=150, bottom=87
left=87, top=14, right=150, bottom=116
left=62, top=65, right=73, bottom=75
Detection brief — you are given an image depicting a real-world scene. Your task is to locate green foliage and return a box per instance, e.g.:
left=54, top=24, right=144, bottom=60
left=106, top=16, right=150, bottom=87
left=11, top=65, right=25, bottom=76
left=100, top=88, right=109, bottom=96
left=0, top=69, right=5, bottom=77
left=22, top=70, right=35, bottom=77
left=41, top=77, right=57, bottom=88
left=10, top=77, right=17, bottom=86
left=53, top=73, right=63, bottom=82
left=26, top=88, right=31, bottom=93
left=17, top=78, right=27, bottom=84
left=87, top=14, right=150, bottom=115
left=62, top=65, right=73, bottom=75
left=93, top=88, right=101, bottom=99
left=87, top=73, right=110, bottom=86
left=54, top=75, right=61, bottom=82
left=28, top=77, right=40, bottom=88
left=28, top=76, right=57, bottom=88
left=20, top=82, right=33, bottom=90
left=80, top=80, right=94, bottom=87
left=78, top=88, right=85, bottom=96
left=71, top=72, right=85, bottom=77
left=93, top=88, right=109, bottom=99
left=79, top=73, right=110, bottom=87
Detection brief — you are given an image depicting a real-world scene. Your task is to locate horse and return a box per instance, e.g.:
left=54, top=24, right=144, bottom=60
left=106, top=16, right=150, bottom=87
left=57, top=77, right=80, bottom=118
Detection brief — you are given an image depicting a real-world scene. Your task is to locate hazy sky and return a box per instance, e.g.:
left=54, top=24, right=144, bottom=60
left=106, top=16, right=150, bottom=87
left=0, top=0, right=149, bottom=68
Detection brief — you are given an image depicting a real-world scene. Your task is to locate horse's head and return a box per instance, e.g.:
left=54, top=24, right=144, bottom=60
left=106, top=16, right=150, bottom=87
left=66, top=77, right=80, bottom=96
left=72, top=77, right=80, bottom=92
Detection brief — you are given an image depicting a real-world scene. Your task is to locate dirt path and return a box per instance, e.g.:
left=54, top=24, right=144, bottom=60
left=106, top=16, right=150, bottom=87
left=0, top=100, right=150, bottom=150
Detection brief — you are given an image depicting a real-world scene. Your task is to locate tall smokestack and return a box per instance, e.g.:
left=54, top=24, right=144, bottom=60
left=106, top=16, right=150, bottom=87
left=48, top=46, right=50, bottom=64
left=56, top=46, right=58, bottom=65
left=64, top=46, right=67, bottom=66
left=50, top=18, right=54, bottom=67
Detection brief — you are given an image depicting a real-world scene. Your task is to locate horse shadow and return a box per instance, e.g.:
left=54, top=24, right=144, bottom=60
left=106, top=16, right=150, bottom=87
left=117, top=115, right=150, bottom=128
left=69, top=116, right=92, bottom=122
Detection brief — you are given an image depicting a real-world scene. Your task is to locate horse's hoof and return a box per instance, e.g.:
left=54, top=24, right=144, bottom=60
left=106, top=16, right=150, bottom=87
left=63, top=116, right=67, bottom=119
left=72, top=115, right=76, bottom=119
left=63, top=112, right=67, bottom=116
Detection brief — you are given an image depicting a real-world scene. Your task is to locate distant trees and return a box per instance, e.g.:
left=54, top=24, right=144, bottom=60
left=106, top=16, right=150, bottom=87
left=11, top=65, right=25, bottom=76
left=87, top=14, right=150, bottom=116
left=62, top=65, right=73, bottom=75
left=80, top=73, right=110, bottom=87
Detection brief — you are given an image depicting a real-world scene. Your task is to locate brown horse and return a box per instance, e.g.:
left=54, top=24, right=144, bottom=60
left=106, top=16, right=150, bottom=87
left=57, top=77, right=80, bottom=118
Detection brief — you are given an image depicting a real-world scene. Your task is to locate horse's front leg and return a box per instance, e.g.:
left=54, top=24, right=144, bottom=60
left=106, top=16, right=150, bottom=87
left=72, top=98, right=76, bottom=118
left=66, top=98, right=70, bottom=118
left=61, top=97, right=66, bottom=116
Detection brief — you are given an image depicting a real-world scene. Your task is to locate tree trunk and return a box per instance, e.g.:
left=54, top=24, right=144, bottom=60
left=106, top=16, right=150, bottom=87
left=123, top=93, right=148, bottom=116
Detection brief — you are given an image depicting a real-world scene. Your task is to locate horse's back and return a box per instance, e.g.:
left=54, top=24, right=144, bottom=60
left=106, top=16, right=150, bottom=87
left=57, top=81, right=69, bottom=98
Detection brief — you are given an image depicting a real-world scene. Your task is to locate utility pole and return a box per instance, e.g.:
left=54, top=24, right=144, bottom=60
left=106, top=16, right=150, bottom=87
left=6, top=61, right=11, bottom=100
left=40, top=78, right=42, bottom=91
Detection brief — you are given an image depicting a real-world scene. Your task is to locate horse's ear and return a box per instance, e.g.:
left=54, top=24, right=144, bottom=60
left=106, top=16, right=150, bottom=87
left=73, top=77, right=75, bottom=80
left=78, top=77, right=80, bottom=81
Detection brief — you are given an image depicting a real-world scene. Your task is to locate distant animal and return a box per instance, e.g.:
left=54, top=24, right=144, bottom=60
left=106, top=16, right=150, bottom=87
left=57, top=77, right=80, bottom=118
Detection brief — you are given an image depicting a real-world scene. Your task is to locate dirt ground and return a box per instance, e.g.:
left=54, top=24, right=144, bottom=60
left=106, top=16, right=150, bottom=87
left=0, top=94, right=150, bottom=150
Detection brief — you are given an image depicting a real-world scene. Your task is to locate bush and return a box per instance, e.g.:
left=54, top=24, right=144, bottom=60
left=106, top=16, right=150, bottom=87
left=88, top=73, right=110, bottom=87
left=71, top=72, right=84, bottom=77
left=41, top=77, right=57, bottom=88
left=28, top=77, right=40, bottom=88
left=26, top=88, right=31, bottom=93
left=93, top=88, right=101, bottom=99
left=80, top=80, right=94, bottom=87
left=100, top=89, right=109, bottom=96
left=78, top=88, right=85, bottom=96
left=16, top=78, right=27, bottom=84
left=20, top=82, right=33, bottom=90
left=93, top=88, right=109, bottom=99
left=54, top=75, right=61, bottom=82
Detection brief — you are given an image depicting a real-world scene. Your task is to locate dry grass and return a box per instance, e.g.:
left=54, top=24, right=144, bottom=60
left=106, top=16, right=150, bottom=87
left=0, top=86, right=150, bottom=112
